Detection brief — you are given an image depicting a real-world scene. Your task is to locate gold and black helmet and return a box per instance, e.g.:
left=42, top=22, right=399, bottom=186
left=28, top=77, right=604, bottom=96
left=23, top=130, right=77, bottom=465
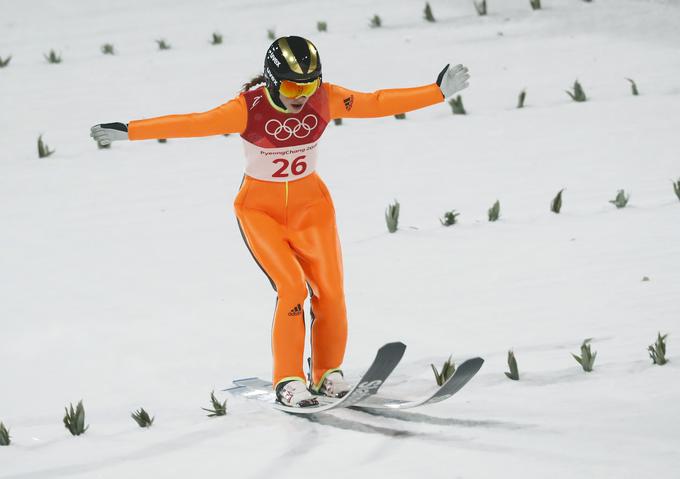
left=264, top=36, right=321, bottom=98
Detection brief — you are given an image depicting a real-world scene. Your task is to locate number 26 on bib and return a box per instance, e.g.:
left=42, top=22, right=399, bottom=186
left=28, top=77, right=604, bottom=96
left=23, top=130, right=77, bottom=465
left=272, top=155, right=308, bottom=178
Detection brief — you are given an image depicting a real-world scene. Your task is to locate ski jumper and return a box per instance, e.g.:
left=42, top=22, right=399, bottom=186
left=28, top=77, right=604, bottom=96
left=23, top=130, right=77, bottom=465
left=127, top=82, right=444, bottom=389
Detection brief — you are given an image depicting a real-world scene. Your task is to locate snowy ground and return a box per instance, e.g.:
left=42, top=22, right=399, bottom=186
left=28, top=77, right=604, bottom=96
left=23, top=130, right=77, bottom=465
left=1, top=0, right=680, bottom=477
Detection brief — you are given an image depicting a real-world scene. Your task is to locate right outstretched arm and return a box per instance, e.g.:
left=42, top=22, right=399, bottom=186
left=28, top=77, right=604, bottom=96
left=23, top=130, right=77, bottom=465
left=90, top=96, right=248, bottom=145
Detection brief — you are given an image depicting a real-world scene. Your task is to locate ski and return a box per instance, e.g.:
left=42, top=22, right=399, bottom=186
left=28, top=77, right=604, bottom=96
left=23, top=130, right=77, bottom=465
left=351, top=356, right=484, bottom=410
left=225, top=341, right=406, bottom=414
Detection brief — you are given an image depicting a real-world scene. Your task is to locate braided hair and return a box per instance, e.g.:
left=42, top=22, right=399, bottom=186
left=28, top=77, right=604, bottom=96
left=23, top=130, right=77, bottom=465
left=242, top=75, right=265, bottom=92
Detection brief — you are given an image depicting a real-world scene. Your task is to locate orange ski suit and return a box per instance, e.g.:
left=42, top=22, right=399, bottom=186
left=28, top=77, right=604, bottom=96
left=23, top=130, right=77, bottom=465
left=128, top=82, right=444, bottom=389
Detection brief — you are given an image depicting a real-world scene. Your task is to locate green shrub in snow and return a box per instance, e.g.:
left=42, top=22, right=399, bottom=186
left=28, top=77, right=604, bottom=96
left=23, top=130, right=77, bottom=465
left=267, top=29, right=276, bottom=41
left=394, top=113, right=406, bottom=119
left=626, top=78, right=639, bottom=96
left=101, top=44, right=115, bottom=55
left=648, top=332, right=668, bottom=365
left=449, top=95, right=466, bottom=115
left=370, top=14, right=382, bottom=28
left=566, top=80, right=587, bottom=102
left=609, top=189, right=630, bottom=208
left=572, top=339, right=597, bottom=372
left=431, top=355, right=456, bottom=386
left=44, top=50, right=62, bottom=64
left=488, top=200, right=500, bottom=222
left=517, top=89, right=527, bottom=109
left=63, top=400, right=89, bottom=436
left=473, top=0, right=488, bottom=16
left=440, top=210, right=460, bottom=226
left=158, top=139, right=167, bottom=143
left=385, top=199, right=400, bottom=233
left=317, top=21, right=328, bottom=32
left=333, top=118, right=343, bottom=126
left=0, top=422, right=10, bottom=446
left=203, top=391, right=228, bottom=417
left=38, top=135, right=55, bottom=158
left=131, top=408, right=155, bottom=428
left=530, top=0, right=541, bottom=10
left=505, top=350, right=520, bottom=380
left=211, top=32, right=223, bottom=45
left=551, top=189, right=564, bottom=214
left=673, top=178, right=680, bottom=201
left=424, top=3, right=436, bottom=22
left=0, top=55, right=12, bottom=67
left=156, top=39, right=171, bottom=50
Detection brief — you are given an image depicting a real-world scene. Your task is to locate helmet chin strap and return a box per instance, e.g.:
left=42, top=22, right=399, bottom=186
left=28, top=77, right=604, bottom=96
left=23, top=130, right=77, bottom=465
left=266, top=84, right=288, bottom=111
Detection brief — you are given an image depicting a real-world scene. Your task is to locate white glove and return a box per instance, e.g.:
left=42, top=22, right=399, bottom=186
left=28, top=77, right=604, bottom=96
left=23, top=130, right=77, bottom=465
left=436, top=64, right=470, bottom=98
left=90, top=122, right=129, bottom=146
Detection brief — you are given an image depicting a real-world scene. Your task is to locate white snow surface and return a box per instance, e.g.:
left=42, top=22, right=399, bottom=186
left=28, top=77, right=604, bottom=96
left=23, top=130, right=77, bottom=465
left=1, top=0, right=680, bottom=477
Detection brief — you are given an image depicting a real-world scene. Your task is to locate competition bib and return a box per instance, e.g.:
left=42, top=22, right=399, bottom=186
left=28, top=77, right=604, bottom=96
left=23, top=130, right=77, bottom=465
left=242, top=138, right=318, bottom=182
left=240, top=87, right=329, bottom=181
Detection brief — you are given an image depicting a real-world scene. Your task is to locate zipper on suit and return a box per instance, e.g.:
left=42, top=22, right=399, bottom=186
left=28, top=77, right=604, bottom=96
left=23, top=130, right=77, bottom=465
left=284, top=181, right=289, bottom=224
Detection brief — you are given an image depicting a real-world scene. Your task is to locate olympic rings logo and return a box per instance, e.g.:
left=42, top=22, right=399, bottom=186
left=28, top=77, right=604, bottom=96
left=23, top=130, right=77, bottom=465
left=265, top=114, right=318, bottom=141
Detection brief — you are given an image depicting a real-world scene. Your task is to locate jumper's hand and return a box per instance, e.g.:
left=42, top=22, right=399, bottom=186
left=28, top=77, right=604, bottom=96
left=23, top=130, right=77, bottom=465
left=436, top=64, right=470, bottom=99
left=90, top=122, right=129, bottom=146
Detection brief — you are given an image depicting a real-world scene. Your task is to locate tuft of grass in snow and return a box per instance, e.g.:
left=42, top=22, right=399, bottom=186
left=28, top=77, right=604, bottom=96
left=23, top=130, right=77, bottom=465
left=63, top=400, right=89, bottom=436
left=530, top=0, right=541, bottom=10
left=473, top=0, right=488, bottom=16
left=211, top=32, right=223, bottom=45
left=202, top=391, right=228, bottom=417
left=566, top=80, right=587, bottom=102
left=488, top=200, right=500, bottom=222
left=449, top=95, right=466, bottom=115
left=505, top=350, right=520, bottom=380
left=0, top=422, right=10, bottom=446
left=424, top=2, right=436, bottom=22
left=44, top=50, right=62, bottom=64
left=267, top=29, right=276, bottom=41
left=1, top=55, right=13, bottom=67
left=572, top=339, right=597, bottom=372
left=440, top=210, right=460, bottom=226
left=672, top=178, right=680, bottom=201
left=101, top=44, right=115, bottom=55
left=158, top=139, right=167, bottom=143
left=370, top=14, right=382, bottom=28
left=609, top=189, right=630, bottom=208
left=648, top=333, right=668, bottom=365
left=551, top=189, right=565, bottom=214
left=385, top=199, right=400, bottom=233
left=156, top=39, right=171, bottom=51
left=131, top=408, right=155, bottom=428
left=626, top=78, right=639, bottom=96
left=431, top=355, right=456, bottom=386
left=37, top=135, right=55, bottom=158
left=517, top=89, right=527, bottom=109
left=317, top=21, right=328, bottom=32
left=333, top=118, right=343, bottom=126
left=394, top=113, right=406, bottom=119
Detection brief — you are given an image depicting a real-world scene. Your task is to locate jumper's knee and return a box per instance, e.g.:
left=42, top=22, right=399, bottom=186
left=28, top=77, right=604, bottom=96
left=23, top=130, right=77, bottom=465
left=275, top=280, right=308, bottom=310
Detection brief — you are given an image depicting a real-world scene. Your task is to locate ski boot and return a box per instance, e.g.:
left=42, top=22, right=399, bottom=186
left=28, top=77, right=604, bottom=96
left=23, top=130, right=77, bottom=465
left=316, top=371, right=351, bottom=399
left=276, top=380, right=319, bottom=408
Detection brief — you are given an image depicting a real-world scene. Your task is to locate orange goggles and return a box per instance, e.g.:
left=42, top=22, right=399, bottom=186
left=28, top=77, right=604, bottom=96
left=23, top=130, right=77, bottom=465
left=279, top=78, right=320, bottom=98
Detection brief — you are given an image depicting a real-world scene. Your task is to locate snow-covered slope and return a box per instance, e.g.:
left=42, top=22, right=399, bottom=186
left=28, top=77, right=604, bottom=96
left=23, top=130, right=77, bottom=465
left=1, top=0, right=679, bottom=477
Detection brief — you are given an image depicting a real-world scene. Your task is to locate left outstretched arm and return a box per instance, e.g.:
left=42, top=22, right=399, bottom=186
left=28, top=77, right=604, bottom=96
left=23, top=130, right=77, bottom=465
left=326, top=64, right=469, bottom=119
